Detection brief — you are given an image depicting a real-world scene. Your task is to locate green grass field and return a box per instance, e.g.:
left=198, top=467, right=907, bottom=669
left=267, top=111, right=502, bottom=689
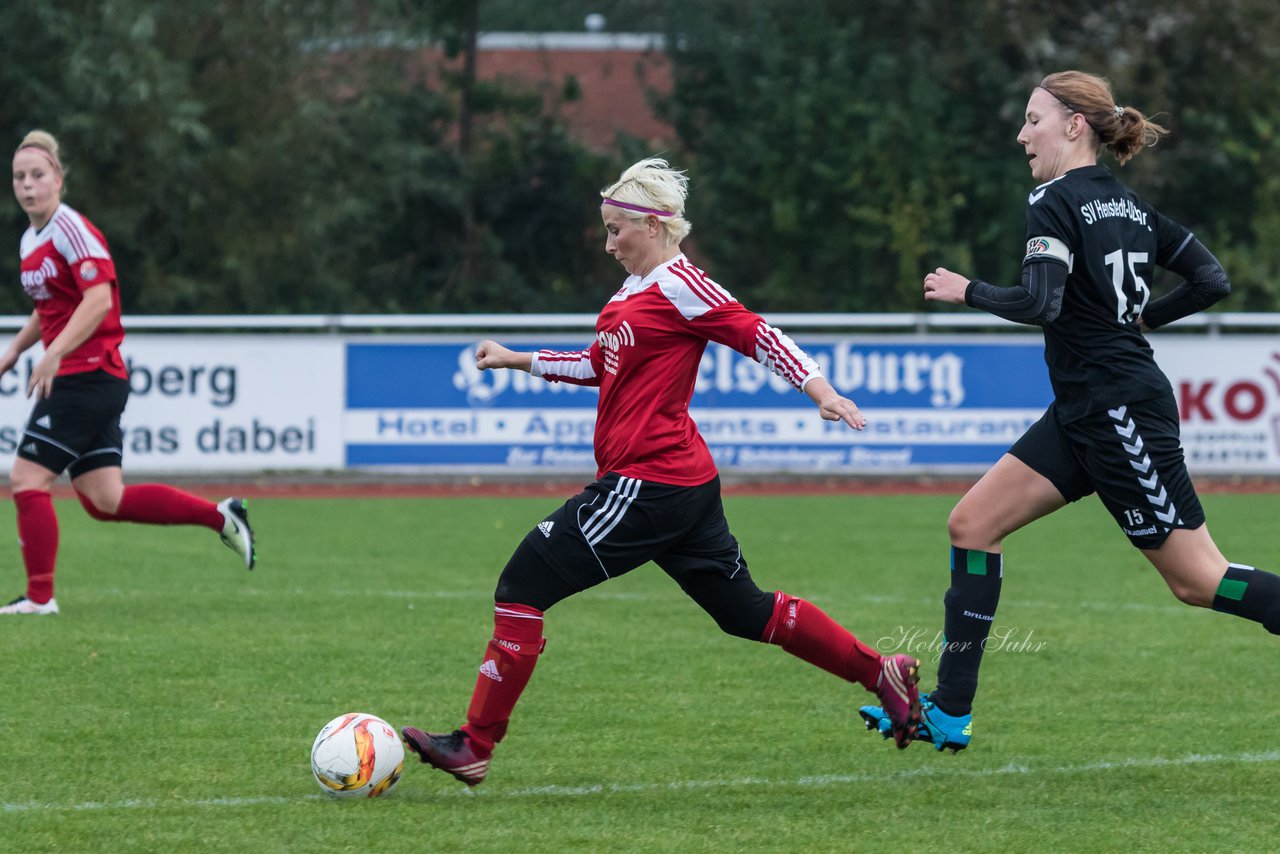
left=2, top=492, right=1277, bottom=852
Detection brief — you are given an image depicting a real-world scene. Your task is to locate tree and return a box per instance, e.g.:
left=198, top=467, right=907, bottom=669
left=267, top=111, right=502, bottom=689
left=658, top=0, right=1026, bottom=311
left=659, top=0, right=1280, bottom=312
left=4, top=0, right=1278, bottom=316
left=0, top=0, right=620, bottom=315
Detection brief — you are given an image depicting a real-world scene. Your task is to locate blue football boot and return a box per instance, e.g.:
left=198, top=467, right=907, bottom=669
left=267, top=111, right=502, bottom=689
left=859, top=692, right=971, bottom=753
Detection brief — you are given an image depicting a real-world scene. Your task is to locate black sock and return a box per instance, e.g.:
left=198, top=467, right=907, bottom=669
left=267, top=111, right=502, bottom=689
left=934, top=546, right=1003, bottom=716
left=1212, top=563, right=1280, bottom=634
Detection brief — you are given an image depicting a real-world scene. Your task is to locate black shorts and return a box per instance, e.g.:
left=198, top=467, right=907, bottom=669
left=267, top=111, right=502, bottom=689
left=18, top=371, right=129, bottom=477
left=495, top=473, right=774, bottom=638
left=1010, top=395, right=1204, bottom=549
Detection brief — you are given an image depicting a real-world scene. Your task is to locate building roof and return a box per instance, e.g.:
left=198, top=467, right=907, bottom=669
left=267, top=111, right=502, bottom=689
left=474, top=32, right=674, bottom=150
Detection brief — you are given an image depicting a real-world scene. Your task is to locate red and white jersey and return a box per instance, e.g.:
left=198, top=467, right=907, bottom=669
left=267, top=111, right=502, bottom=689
left=18, top=203, right=126, bottom=379
left=532, top=254, right=821, bottom=486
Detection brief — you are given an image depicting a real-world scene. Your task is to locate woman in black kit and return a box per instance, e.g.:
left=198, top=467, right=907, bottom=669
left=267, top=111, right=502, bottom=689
left=860, top=71, right=1280, bottom=753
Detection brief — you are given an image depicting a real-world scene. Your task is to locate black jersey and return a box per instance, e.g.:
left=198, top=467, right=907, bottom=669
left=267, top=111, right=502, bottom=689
left=1024, top=165, right=1193, bottom=422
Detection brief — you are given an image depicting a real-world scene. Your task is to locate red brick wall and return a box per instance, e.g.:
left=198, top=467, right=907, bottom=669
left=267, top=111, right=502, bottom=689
left=410, top=33, right=675, bottom=152
left=476, top=44, right=673, bottom=150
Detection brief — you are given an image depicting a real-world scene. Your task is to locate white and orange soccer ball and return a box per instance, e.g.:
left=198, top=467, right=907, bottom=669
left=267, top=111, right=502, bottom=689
left=310, top=712, right=405, bottom=798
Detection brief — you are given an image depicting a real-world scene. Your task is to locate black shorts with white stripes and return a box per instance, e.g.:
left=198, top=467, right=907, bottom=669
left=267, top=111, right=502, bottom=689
left=18, top=370, right=129, bottom=477
left=495, top=472, right=774, bottom=637
left=1010, top=395, right=1204, bottom=549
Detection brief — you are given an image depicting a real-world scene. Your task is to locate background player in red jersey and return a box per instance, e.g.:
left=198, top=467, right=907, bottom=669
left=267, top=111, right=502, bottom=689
left=401, top=157, right=922, bottom=786
left=0, top=130, right=256, bottom=616
left=859, top=71, right=1280, bottom=753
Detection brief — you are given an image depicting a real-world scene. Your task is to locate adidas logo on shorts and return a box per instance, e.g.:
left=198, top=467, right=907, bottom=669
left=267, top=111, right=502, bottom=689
left=538, top=520, right=554, bottom=538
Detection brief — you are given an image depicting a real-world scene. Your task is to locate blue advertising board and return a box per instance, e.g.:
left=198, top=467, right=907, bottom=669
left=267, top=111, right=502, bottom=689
left=343, top=336, right=1054, bottom=473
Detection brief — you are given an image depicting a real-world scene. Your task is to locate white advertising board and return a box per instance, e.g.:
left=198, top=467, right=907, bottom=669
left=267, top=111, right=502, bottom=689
left=1151, top=336, right=1280, bottom=473
left=0, top=336, right=345, bottom=473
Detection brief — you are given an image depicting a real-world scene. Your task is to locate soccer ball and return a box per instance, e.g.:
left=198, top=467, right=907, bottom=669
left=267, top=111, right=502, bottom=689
left=310, top=712, right=405, bottom=798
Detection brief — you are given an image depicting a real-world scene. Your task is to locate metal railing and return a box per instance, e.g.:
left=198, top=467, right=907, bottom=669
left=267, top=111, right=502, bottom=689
left=1, top=312, right=1275, bottom=334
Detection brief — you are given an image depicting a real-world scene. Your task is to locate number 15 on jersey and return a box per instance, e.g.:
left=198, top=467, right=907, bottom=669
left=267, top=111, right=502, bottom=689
left=1104, top=249, right=1150, bottom=323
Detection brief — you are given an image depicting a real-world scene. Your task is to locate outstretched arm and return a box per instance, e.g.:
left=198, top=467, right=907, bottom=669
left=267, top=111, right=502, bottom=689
left=803, top=376, right=866, bottom=430
left=924, top=261, right=1066, bottom=326
left=691, top=303, right=866, bottom=431
left=475, top=339, right=534, bottom=373
left=479, top=338, right=602, bottom=387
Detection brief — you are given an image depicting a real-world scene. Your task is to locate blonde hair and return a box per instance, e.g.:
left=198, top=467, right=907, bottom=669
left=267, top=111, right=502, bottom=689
left=15, top=129, right=66, bottom=197
left=600, top=157, right=692, bottom=245
left=1039, top=71, right=1168, bottom=165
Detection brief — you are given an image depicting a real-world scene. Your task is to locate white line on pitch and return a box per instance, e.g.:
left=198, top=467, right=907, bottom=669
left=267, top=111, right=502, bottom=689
left=485, top=749, right=1280, bottom=798
left=4, top=749, right=1279, bottom=813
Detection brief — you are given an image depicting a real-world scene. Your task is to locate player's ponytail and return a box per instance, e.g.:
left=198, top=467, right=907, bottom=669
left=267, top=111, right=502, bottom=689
left=1107, top=104, right=1168, bottom=165
left=1040, top=71, right=1168, bottom=165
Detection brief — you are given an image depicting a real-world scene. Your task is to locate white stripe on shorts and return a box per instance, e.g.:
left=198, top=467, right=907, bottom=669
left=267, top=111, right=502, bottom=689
left=22, top=429, right=80, bottom=458
left=580, top=476, right=641, bottom=546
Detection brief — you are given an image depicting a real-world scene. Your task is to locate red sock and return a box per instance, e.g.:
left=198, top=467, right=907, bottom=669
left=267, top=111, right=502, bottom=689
left=77, top=484, right=223, bottom=530
left=461, top=602, right=545, bottom=755
left=761, top=590, right=881, bottom=690
left=14, top=490, right=59, bottom=604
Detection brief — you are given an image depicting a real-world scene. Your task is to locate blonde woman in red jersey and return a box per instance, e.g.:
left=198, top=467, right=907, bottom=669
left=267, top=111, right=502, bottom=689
left=401, top=158, right=921, bottom=786
left=0, top=130, right=256, bottom=616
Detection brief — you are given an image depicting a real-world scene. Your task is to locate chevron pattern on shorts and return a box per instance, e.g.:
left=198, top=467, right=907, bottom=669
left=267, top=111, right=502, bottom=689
left=1107, top=405, right=1181, bottom=526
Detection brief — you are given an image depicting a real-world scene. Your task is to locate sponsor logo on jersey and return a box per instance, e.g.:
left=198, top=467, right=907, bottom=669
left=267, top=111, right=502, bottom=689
left=36, top=415, right=51, bottom=429
left=599, top=320, right=637, bottom=375
left=596, top=320, right=636, bottom=353
left=20, top=256, right=57, bottom=300
left=79, top=260, right=98, bottom=281
left=538, top=520, right=554, bottom=538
